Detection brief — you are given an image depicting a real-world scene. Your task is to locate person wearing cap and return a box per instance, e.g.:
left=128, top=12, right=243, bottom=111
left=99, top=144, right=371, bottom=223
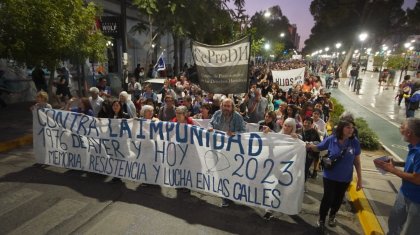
left=88, top=87, right=104, bottom=117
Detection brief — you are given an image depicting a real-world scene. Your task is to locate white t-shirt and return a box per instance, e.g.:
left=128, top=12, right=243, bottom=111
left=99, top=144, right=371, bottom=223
left=313, top=118, right=326, bottom=137
left=89, top=96, right=104, bottom=117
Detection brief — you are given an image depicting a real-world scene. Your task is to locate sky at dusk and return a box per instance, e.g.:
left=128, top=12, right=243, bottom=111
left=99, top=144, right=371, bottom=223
left=230, top=0, right=417, bottom=50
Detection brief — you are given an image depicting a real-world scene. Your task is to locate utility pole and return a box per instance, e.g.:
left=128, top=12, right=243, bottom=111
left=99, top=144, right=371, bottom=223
left=121, top=0, right=128, bottom=90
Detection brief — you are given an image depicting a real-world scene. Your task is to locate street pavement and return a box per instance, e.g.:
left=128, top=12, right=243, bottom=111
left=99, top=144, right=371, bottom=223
left=0, top=72, right=415, bottom=234
left=0, top=145, right=361, bottom=235
left=331, top=70, right=420, bottom=160
left=0, top=100, right=364, bottom=235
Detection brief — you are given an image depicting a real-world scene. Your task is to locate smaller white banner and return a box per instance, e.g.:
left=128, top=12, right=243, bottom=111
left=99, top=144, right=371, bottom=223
left=272, top=67, right=305, bottom=90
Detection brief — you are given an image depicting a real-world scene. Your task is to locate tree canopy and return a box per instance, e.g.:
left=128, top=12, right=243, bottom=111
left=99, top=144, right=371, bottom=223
left=0, top=0, right=108, bottom=69
left=303, top=0, right=407, bottom=55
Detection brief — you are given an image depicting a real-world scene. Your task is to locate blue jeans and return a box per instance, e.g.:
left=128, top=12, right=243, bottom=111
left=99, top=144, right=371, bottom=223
left=388, top=191, right=420, bottom=235
left=349, top=76, right=356, bottom=88
left=406, top=109, right=415, bottom=118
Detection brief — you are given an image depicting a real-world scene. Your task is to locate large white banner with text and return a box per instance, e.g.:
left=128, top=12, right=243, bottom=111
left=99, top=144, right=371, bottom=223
left=272, top=67, right=305, bottom=90
left=33, top=109, right=305, bottom=214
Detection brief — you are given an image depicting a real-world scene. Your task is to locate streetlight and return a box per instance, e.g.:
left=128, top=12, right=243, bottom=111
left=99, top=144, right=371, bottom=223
left=264, top=43, right=270, bottom=63
left=358, top=32, right=368, bottom=64
left=378, top=44, right=387, bottom=80
left=335, top=43, right=342, bottom=65
left=264, top=11, right=271, bottom=18
left=280, top=33, right=285, bottom=38
left=400, top=42, right=413, bottom=80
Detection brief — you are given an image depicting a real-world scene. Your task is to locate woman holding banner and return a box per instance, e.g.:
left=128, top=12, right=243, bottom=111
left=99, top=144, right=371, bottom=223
left=306, top=120, right=362, bottom=234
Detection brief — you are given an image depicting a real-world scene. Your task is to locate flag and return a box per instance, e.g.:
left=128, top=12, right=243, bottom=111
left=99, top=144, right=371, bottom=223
left=154, top=53, right=166, bottom=71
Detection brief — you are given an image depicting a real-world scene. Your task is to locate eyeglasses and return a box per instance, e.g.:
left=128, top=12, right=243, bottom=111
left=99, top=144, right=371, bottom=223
left=176, top=112, right=184, bottom=115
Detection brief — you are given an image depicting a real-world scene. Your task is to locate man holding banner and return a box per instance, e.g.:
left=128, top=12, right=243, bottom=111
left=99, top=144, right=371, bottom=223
left=208, top=98, right=246, bottom=207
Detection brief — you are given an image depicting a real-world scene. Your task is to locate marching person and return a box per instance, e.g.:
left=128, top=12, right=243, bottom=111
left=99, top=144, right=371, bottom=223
left=307, top=120, right=362, bottom=234
left=374, top=118, right=420, bottom=235
left=119, top=91, right=137, bottom=118
left=66, top=97, right=94, bottom=116
left=208, top=98, right=246, bottom=207
left=245, top=88, right=268, bottom=123
left=258, top=111, right=280, bottom=133
left=302, top=117, right=321, bottom=182
left=31, top=91, right=52, bottom=110
left=88, top=87, right=104, bottom=117
left=406, top=81, right=420, bottom=118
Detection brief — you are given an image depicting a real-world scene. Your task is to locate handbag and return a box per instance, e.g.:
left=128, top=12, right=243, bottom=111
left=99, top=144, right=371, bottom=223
left=321, top=146, right=348, bottom=170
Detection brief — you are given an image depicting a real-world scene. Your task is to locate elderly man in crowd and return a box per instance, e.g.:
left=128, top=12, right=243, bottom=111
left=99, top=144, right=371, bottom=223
left=245, top=88, right=268, bottom=123
left=208, top=98, right=246, bottom=207
left=119, top=91, right=137, bottom=118
left=374, top=118, right=420, bottom=235
left=88, top=87, right=104, bottom=117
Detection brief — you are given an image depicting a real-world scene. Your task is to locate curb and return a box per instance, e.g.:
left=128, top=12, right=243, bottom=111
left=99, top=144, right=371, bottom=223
left=348, top=180, right=384, bottom=235
left=0, top=134, right=33, bottom=153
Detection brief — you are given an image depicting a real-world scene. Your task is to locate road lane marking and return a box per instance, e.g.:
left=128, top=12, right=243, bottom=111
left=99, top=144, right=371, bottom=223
left=9, top=199, right=86, bottom=235
left=0, top=188, right=42, bottom=216
left=84, top=210, right=138, bottom=235
left=391, top=144, right=408, bottom=151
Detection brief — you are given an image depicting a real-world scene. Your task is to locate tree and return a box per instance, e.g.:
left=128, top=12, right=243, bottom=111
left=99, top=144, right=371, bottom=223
left=0, top=0, right=108, bottom=97
left=250, top=6, right=292, bottom=47
left=132, top=0, right=235, bottom=74
left=304, top=0, right=406, bottom=77
left=406, top=0, right=420, bottom=34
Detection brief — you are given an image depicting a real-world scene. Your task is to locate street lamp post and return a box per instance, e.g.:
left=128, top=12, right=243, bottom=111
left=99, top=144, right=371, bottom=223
left=264, top=42, right=270, bottom=63
left=358, top=33, right=368, bottom=65
left=399, top=42, right=412, bottom=82
left=378, top=45, right=387, bottom=81
left=335, top=43, right=342, bottom=65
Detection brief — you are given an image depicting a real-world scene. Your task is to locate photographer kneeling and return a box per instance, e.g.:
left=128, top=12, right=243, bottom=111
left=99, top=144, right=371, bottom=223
left=306, top=120, right=362, bottom=234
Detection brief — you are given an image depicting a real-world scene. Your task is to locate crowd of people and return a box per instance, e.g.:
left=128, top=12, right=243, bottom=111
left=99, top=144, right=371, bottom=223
left=30, top=59, right=420, bottom=234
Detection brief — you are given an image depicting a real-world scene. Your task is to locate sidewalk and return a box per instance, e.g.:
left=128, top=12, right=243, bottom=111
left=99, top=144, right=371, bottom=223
left=337, top=71, right=420, bottom=126
left=0, top=102, right=34, bottom=152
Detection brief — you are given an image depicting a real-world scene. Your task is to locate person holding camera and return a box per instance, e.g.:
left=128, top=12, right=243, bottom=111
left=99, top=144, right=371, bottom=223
left=258, top=111, right=280, bottom=133
left=306, top=120, right=362, bottom=234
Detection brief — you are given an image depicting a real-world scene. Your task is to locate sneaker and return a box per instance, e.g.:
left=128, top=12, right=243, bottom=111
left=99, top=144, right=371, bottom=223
left=110, top=177, right=122, bottom=183
left=263, top=212, right=273, bottom=221
left=311, top=171, right=318, bottom=179
left=328, top=216, right=337, bottom=227
left=317, top=220, right=326, bottom=234
left=181, top=188, right=190, bottom=193
left=220, top=199, right=230, bottom=208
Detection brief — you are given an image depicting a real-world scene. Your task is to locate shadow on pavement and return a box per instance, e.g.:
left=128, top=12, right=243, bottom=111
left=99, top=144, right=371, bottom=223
left=0, top=164, right=321, bottom=235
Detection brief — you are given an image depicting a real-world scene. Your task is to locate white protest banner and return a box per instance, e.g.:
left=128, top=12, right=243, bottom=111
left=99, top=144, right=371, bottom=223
left=192, top=37, right=250, bottom=94
left=272, top=67, right=305, bottom=90
left=33, top=109, right=306, bottom=215
left=193, top=119, right=260, bottom=133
